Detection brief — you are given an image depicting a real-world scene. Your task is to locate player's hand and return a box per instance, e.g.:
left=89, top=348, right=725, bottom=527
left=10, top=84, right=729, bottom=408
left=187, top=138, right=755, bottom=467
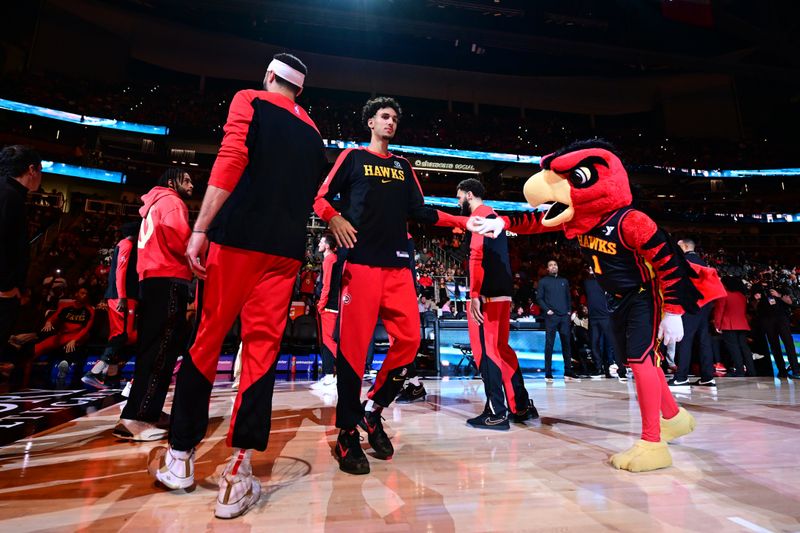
left=116, top=299, right=128, bottom=313
left=470, top=296, right=484, bottom=325
left=42, top=322, right=54, bottom=333
left=186, top=232, right=210, bottom=280
left=329, top=215, right=358, bottom=248
left=658, top=313, right=684, bottom=345
left=65, top=340, right=77, bottom=353
left=467, top=216, right=505, bottom=238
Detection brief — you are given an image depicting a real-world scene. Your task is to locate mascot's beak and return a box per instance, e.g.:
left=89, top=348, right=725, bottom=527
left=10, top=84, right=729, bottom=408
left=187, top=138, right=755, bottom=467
left=523, top=169, right=574, bottom=227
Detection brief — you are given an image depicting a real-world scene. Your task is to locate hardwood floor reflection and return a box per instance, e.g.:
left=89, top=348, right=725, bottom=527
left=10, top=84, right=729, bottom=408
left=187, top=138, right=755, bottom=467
left=1, top=377, right=799, bottom=532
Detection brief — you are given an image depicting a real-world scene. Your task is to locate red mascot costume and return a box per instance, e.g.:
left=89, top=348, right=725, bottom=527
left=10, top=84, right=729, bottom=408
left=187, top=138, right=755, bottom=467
left=473, top=139, right=724, bottom=472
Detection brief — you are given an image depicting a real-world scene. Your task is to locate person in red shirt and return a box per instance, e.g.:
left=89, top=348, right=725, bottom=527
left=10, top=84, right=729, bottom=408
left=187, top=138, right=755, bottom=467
left=314, top=96, right=466, bottom=475
left=313, top=233, right=341, bottom=389
left=113, top=167, right=193, bottom=442
left=299, top=264, right=318, bottom=305
left=149, top=54, right=327, bottom=519
left=82, top=221, right=140, bottom=389
left=457, top=179, right=546, bottom=430
left=20, top=287, right=95, bottom=386
left=713, top=276, right=755, bottom=377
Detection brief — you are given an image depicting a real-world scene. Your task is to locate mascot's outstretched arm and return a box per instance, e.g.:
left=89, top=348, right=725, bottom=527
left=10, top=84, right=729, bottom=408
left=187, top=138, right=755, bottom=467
left=468, top=210, right=559, bottom=237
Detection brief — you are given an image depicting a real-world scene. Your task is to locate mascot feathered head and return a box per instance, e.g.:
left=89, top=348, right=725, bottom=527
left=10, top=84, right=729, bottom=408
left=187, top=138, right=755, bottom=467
left=523, top=139, right=631, bottom=239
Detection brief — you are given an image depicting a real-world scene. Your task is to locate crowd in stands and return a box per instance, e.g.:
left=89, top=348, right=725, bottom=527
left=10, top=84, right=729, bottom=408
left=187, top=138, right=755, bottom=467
left=1, top=73, right=795, bottom=169
left=2, top=187, right=798, bottom=387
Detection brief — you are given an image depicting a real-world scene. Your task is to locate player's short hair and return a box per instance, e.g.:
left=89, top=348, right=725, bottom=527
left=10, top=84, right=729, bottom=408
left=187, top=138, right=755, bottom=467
left=0, top=144, right=42, bottom=179
left=362, top=97, right=402, bottom=130
left=120, top=221, right=140, bottom=238
left=321, top=232, right=337, bottom=250
left=457, top=178, right=486, bottom=199
left=271, top=53, right=307, bottom=96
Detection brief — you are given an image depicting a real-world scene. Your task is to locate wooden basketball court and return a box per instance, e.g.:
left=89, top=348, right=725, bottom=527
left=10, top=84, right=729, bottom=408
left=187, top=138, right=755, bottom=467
left=1, top=377, right=798, bottom=532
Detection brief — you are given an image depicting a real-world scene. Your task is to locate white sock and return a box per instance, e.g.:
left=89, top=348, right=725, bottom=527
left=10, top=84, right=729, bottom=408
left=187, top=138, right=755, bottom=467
left=229, top=448, right=252, bottom=473
left=171, top=448, right=192, bottom=460
left=408, top=377, right=421, bottom=387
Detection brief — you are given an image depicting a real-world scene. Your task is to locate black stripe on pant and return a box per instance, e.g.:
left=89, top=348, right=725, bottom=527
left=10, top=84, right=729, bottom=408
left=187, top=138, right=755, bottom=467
left=121, top=278, right=189, bottom=423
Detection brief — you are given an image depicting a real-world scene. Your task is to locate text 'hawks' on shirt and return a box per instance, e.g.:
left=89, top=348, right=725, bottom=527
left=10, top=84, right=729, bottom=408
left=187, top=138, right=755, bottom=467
left=362, top=164, right=406, bottom=183
left=577, top=234, right=618, bottom=255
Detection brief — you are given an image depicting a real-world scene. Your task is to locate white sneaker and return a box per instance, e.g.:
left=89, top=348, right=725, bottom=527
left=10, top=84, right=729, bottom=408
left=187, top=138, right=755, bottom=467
left=149, top=446, right=195, bottom=490
left=545, top=377, right=554, bottom=383
left=310, top=374, right=336, bottom=390
left=112, top=418, right=167, bottom=441
left=215, top=454, right=261, bottom=519
left=121, top=380, right=133, bottom=398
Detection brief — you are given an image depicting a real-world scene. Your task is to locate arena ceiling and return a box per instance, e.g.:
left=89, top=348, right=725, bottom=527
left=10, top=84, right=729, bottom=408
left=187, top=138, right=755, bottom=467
left=100, top=0, right=800, bottom=80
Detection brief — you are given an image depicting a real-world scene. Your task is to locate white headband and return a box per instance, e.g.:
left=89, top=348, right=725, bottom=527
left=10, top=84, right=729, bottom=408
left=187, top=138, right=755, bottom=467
left=268, top=59, right=305, bottom=89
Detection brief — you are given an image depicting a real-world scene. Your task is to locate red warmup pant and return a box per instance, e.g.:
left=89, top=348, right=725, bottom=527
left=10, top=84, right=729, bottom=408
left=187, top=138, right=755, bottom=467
left=319, top=309, right=338, bottom=375
left=106, top=299, right=138, bottom=345
left=467, top=299, right=531, bottom=417
left=335, top=263, right=420, bottom=429
left=319, top=310, right=338, bottom=355
left=34, top=328, right=85, bottom=357
left=169, top=243, right=300, bottom=452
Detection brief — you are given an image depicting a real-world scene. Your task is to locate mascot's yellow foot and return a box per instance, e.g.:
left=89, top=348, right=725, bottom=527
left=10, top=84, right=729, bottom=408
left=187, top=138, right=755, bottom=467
left=610, top=440, right=672, bottom=472
left=660, top=407, right=696, bottom=442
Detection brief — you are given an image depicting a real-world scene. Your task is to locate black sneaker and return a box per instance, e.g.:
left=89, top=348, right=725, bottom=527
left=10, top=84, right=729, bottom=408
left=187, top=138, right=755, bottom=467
left=466, top=411, right=510, bottom=431
left=692, top=378, right=717, bottom=387
left=511, top=400, right=539, bottom=423
left=668, top=378, right=690, bottom=386
left=396, top=383, right=427, bottom=403
left=357, top=410, right=394, bottom=459
left=334, top=429, right=370, bottom=475
left=81, top=371, right=108, bottom=390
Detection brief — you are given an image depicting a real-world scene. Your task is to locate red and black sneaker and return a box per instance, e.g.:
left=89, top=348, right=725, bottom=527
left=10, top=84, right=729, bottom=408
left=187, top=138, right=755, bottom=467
left=357, top=410, right=394, bottom=460
left=511, top=399, right=540, bottom=423
left=334, top=429, right=370, bottom=475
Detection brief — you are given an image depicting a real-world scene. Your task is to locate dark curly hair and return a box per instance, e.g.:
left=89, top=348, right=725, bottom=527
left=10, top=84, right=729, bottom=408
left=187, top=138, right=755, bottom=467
left=457, top=178, right=486, bottom=199
left=361, top=97, right=402, bottom=131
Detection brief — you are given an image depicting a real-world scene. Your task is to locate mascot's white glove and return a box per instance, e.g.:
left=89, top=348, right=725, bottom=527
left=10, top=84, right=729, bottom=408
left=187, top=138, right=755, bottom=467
left=657, top=313, right=684, bottom=346
left=466, top=216, right=505, bottom=239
